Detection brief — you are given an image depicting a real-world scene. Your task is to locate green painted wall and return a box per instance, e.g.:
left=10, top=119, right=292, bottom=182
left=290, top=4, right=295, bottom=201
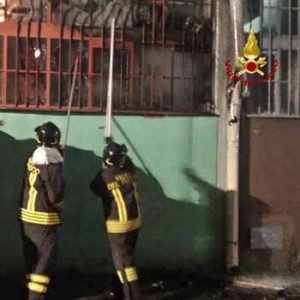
left=0, top=112, right=225, bottom=275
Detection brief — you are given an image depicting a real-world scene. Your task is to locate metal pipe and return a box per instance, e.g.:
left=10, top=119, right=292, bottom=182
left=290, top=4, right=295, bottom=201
left=226, top=0, right=244, bottom=270
left=35, top=0, right=43, bottom=107
left=104, top=18, right=115, bottom=140
left=63, top=56, right=79, bottom=148
left=230, top=0, right=242, bottom=59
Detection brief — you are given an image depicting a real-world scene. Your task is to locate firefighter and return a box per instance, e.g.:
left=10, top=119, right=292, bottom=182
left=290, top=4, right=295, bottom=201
left=90, top=142, right=142, bottom=300
left=19, top=121, right=65, bottom=300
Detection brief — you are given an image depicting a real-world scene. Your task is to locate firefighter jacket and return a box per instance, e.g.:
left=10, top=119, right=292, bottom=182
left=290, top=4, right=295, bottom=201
left=19, top=147, right=65, bottom=226
left=90, top=158, right=142, bottom=234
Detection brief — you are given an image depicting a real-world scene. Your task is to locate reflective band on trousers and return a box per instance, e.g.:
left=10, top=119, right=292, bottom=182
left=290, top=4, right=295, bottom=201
left=117, top=267, right=138, bottom=283
left=106, top=217, right=141, bottom=233
left=125, top=267, right=138, bottom=282
left=27, top=273, right=50, bottom=285
left=27, top=282, right=47, bottom=293
left=20, top=208, right=60, bottom=225
left=117, top=270, right=124, bottom=284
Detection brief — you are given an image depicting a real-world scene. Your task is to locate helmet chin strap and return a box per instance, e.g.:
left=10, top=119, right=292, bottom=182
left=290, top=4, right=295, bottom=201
left=35, top=135, right=42, bottom=144
left=105, top=158, right=114, bottom=166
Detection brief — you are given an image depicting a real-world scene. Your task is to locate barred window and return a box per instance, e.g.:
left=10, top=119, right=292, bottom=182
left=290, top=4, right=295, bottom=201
left=0, top=0, right=213, bottom=115
left=243, top=0, right=300, bottom=116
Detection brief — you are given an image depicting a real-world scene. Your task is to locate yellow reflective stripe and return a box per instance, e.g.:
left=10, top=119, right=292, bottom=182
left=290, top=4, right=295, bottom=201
left=20, top=209, right=60, bottom=225
left=117, top=270, right=124, bottom=284
left=21, top=208, right=59, bottom=218
left=112, top=189, right=125, bottom=222
left=27, top=172, right=38, bottom=211
left=27, top=282, right=47, bottom=293
left=112, top=189, right=123, bottom=221
left=28, top=274, right=50, bottom=285
left=106, top=218, right=141, bottom=233
left=106, top=217, right=141, bottom=228
left=125, top=267, right=138, bottom=282
left=116, top=188, right=127, bottom=222
left=125, top=267, right=137, bottom=274
left=126, top=274, right=138, bottom=282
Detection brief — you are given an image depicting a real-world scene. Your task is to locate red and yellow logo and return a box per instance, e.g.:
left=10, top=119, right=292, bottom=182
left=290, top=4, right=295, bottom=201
left=225, top=28, right=278, bottom=87
left=236, top=28, right=267, bottom=76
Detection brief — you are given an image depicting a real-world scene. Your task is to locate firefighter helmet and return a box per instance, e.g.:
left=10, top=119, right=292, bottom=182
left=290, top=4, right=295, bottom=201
left=35, top=122, right=61, bottom=147
left=103, top=142, right=127, bottom=167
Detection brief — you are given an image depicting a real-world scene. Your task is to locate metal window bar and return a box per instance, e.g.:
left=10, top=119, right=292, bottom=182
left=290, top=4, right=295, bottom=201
left=288, top=0, right=292, bottom=114
left=87, top=24, right=93, bottom=110
left=36, top=1, right=43, bottom=109
left=2, top=35, right=7, bottom=105
left=78, top=25, right=84, bottom=108
left=58, top=24, right=62, bottom=107
left=46, top=35, right=50, bottom=107
left=274, top=0, right=282, bottom=115
left=15, top=23, right=20, bottom=106
left=141, top=23, right=146, bottom=107
left=25, top=25, right=29, bottom=106
left=267, top=0, right=272, bottom=114
left=298, top=0, right=300, bottom=115
left=258, top=0, right=263, bottom=114
left=101, top=25, right=105, bottom=110
left=69, top=31, right=73, bottom=109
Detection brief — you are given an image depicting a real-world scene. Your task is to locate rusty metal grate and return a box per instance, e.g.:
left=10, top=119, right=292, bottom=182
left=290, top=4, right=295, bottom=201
left=0, top=0, right=214, bottom=115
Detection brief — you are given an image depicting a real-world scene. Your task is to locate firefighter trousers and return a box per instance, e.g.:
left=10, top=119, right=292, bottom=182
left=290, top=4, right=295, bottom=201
left=108, top=230, right=141, bottom=300
left=21, top=222, right=57, bottom=300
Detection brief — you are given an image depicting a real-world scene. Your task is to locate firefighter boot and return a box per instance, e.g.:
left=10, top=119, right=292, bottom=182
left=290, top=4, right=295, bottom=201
left=123, top=280, right=142, bottom=300
left=110, top=274, right=123, bottom=299
left=28, top=291, right=46, bottom=300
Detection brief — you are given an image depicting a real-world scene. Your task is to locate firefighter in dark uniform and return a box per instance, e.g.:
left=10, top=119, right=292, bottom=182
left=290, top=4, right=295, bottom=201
left=91, top=142, right=142, bottom=300
left=19, top=122, right=65, bottom=300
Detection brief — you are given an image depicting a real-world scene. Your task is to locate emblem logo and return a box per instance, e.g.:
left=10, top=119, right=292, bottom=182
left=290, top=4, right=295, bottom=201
left=236, top=28, right=267, bottom=76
